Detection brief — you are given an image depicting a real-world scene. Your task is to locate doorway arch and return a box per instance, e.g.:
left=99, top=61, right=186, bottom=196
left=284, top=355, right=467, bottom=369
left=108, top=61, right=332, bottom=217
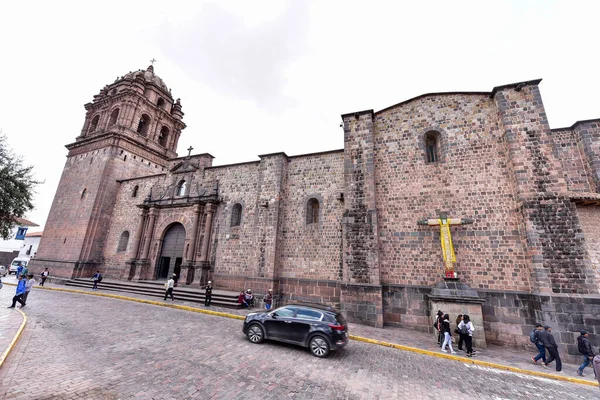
left=157, top=223, right=186, bottom=280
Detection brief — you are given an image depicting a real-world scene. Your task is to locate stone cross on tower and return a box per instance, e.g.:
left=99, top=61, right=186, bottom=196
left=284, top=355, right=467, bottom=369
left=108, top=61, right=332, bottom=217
left=187, top=146, right=194, bottom=156
left=417, top=212, right=473, bottom=279
left=150, top=58, right=157, bottom=65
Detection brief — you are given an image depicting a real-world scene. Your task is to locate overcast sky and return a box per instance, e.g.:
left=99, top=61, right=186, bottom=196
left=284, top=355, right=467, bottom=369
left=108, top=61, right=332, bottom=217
left=1, top=0, right=598, bottom=230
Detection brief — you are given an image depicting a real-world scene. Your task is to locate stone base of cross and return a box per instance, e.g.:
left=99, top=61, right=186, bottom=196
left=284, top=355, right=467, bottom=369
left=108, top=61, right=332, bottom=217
left=417, top=213, right=473, bottom=279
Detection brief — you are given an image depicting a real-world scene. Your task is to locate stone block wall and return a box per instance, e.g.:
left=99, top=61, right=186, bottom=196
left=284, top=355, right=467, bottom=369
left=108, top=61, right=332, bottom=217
left=382, top=285, right=432, bottom=330
left=279, top=277, right=341, bottom=305
left=551, top=128, right=592, bottom=192
left=342, top=112, right=381, bottom=286
left=479, top=290, right=600, bottom=364
left=340, top=283, right=383, bottom=327
left=277, top=151, right=345, bottom=281
left=103, top=175, right=165, bottom=278
left=573, top=121, right=600, bottom=192
left=495, top=83, right=600, bottom=294
left=373, top=94, right=530, bottom=291
left=207, top=162, right=261, bottom=280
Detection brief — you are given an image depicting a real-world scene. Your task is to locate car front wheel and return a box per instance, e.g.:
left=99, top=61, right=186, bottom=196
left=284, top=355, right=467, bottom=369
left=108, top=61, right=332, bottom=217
left=246, top=323, right=264, bottom=344
left=309, top=335, right=330, bottom=358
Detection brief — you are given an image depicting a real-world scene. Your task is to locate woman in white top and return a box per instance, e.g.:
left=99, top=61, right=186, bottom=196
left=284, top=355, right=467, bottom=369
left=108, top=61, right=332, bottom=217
left=458, top=314, right=475, bottom=357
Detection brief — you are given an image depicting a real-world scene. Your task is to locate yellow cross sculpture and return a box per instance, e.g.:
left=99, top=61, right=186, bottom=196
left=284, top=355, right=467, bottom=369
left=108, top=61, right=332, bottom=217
left=417, top=213, right=473, bottom=279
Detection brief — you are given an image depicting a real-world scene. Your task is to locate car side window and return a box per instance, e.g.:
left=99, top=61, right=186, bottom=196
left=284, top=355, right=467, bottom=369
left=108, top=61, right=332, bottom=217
left=295, top=309, right=323, bottom=321
left=274, top=307, right=296, bottom=318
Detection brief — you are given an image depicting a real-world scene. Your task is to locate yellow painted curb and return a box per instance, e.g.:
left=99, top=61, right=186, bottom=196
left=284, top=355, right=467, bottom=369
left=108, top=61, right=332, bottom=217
left=9, top=282, right=598, bottom=387
left=0, top=308, right=27, bottom=368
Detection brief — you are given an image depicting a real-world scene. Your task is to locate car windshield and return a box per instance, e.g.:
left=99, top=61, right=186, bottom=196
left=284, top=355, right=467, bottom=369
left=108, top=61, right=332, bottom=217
left=12, top=261, right=25, bottom=267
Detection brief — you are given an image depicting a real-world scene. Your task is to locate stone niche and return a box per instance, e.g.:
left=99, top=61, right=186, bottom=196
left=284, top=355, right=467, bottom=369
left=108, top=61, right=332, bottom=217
left=428, top=280, right=487, bottom=349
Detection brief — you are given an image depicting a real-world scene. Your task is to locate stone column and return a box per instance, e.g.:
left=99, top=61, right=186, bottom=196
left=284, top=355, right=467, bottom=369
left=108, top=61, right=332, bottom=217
left=141, top=208, right=157, bottom=260
left=199, top=203, right=215, bottom=263
left=186, top=204, right=202, bottom=264
left=130, top=208, right=147, bottom=260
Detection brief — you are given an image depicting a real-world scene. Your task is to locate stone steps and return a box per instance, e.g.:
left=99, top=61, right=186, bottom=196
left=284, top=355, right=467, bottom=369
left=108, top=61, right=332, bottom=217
left=64, top=278, right=242, bottom=308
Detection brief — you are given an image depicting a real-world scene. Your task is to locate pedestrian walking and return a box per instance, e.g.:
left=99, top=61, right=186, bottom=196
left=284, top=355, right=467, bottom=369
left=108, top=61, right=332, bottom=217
left=434, top=310, right=444, bottom=346
left=21, top=265, right=29, bottom=278
left=205, top=280, right=213, bottom=306
left=16, top=264, right=23, bottom=278
left=91, top=271, right=102, bottom=290
left=7, top=275, right=27, bottom=308
left=40, top=268, right=50, bottom=286
left=440, top=314, right=457, bottom=354
left=455, top=314, right=464, bottom=351
left=172, top=273, right=179, bottom=287
left=458, top=314, right=476, bottom=357
left=530, top=324, right=546, bottom=365
left=539, top=325, right=562, bottom=371
left=264, top=289, right=273, bottom=310
left=164, top=276, right=175, bottom=301
left=577, top=330, right=595, bottom=377
left=22, top=274, right=35, bottom=304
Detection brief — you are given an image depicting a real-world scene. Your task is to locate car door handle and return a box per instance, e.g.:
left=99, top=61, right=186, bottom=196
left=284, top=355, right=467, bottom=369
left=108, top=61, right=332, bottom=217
left=285, top=321, right=293, bottom=324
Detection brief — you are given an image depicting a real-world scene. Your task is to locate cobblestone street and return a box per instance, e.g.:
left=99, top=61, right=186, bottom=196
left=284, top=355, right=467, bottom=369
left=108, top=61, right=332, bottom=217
left=1, top=288, right=599, bottom=399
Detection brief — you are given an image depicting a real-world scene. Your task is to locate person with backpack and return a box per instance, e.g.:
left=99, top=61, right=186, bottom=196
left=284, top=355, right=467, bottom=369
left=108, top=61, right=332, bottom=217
left=440, top=313, right=457, bottom=354
left=263, top=289, right=273, bottom=310
left=530, top=324, right=546, bottom=365
left=91, top=271, right=102, bottom=290
left=455, top=314, right=464, bottom=351
left=577, top=330, right=595, bottom=377
left=458, top=314, right=476, bottom=357
left=538, top=325, right=562, bottom=371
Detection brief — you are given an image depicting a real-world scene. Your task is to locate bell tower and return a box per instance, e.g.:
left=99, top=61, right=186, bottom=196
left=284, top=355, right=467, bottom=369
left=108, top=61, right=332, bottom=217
left=30, top=65, right=186, bottom=278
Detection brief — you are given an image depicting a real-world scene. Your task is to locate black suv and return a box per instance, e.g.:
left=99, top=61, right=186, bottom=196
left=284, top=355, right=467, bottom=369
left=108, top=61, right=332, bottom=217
left=242, top=303, right=349, bottom=357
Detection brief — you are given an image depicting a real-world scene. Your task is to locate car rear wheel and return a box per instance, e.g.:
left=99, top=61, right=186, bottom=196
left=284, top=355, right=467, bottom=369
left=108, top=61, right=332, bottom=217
left=247, top=323, right=264, bottom=344
left=309, top=335, right=330, bottom=358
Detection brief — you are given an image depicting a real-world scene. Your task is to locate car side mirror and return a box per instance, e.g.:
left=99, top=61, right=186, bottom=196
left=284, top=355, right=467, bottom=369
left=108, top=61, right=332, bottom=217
left=271, top=312, right=279, bottom=318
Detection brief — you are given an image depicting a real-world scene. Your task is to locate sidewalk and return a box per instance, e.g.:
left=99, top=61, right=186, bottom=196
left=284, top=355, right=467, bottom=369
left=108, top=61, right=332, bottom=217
left=1, top=275, right=598, bottom=386
left=0, top=283, right=26, bottom=367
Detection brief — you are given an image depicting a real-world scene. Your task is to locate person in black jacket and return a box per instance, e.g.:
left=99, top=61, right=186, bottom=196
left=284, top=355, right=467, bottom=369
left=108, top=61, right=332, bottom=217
left=434, top=310, right=444, bottom=346
left=577, top=330, right=595, bottom=377
left=440, top=314, right=457, bottom=354
left=205, top=281, right=213, bottom=307
left=538, top=325, right=562, bottom=372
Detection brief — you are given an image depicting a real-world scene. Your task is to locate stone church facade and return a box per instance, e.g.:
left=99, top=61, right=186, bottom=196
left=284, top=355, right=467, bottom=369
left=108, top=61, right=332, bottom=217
left=30, top=66, right=600, bottom=358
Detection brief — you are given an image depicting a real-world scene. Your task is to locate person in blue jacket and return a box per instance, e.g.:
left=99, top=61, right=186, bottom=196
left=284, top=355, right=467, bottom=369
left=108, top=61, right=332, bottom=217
left=7, top=275, right=27, bottom=308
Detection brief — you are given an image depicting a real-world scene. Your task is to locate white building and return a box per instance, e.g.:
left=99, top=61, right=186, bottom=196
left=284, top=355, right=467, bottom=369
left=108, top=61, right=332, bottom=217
left=0, top=217, right=40, bottom=265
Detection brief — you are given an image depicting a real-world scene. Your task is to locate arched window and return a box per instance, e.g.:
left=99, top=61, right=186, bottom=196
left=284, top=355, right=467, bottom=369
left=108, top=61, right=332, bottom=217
left=158, top=126, right=169, bottom=147
left=81, top=188, right=87, bottom=199
left=137, top=114, right=150, bottom=136
left=117, top=231, right=129, bottom=252
left=231, top=203, right=242, bottom=227
left=89, top=115, right=100, bottom=133
left=109, top=108, right=119, bottom=126
left=306, top=198, right=320, bottom=224
left=132, top=185, right=139, bottom=198
left=176, top=180, right=187, bottom=196
left=425, top=131, right=441, bottom=163
left=157, top=97, right=165, bottom=108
